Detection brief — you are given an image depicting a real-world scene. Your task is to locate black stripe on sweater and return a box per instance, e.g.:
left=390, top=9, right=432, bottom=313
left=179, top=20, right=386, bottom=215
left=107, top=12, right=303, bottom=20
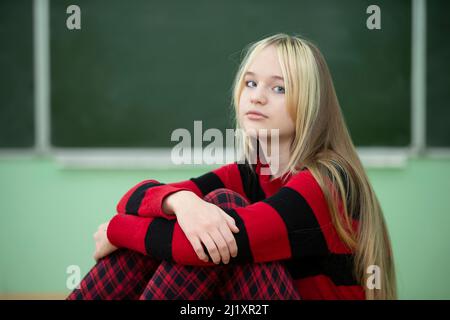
left=145, top=219, right=175, bottom=261
left=285, top=254, right=359, bottom=286
left=237, top=163, right=266, bottom=203
left=223, top=208, right=254, bottom=264
left=263, top=187, right=329, bottom=258
left=125, top=182, right=164, bottom=215
left=190, top=172, right=225, bottom=196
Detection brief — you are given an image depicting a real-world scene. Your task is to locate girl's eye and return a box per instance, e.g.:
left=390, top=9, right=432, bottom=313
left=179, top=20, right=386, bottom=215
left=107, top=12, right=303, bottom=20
left=245, top=80, right=285, bottom=94
left=274, top=86, right=285, bottom=94
left=245, top=80, right=257, bottom=88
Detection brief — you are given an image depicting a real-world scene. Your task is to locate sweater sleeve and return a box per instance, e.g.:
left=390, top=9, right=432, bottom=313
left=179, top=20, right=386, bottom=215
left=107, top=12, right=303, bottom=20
left=116, top=163, right=247, bottom=219
left=107, top=170, right=337, bottom=266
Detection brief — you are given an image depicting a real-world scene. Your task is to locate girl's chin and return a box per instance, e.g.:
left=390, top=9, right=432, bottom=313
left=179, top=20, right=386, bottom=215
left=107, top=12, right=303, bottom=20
left=242, top=123, right=272, bottom=133
left=242, top=127, right=279, bottom=140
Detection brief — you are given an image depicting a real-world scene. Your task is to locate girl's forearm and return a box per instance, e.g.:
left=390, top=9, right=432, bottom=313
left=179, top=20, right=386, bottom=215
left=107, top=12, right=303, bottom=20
left=162, top=190, right=198, bottom=215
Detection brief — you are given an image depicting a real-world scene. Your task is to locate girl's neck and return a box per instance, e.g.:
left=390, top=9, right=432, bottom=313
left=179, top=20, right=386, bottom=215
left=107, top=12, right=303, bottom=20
left=258, top=137, right=291, bottom=180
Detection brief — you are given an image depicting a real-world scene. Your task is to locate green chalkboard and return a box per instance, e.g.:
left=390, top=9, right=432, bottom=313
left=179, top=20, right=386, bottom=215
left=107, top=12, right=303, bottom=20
left=49, top=0, right=411, bottom=148
left=427, top=0, right=450, bottom=147
left=0, top=0, right=34, bottom=148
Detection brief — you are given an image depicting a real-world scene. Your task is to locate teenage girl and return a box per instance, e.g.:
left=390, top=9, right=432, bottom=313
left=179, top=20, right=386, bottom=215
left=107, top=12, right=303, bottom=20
left=68, top=33, right=396, bottom=300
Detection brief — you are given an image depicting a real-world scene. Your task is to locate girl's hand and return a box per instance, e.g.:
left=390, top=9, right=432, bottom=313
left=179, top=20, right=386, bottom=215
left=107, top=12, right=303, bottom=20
left=93, top=222, right=118, bottom=261
left=164, top=191, right=240, bottom=264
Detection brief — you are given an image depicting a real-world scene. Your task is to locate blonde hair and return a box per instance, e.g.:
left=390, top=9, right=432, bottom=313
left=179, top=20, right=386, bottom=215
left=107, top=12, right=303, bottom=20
left=231, top=33, right=397, bottom=300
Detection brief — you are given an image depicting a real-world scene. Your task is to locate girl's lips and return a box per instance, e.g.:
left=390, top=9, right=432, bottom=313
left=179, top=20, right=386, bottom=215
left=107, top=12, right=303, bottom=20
left=246, top=111, right=268, bottom=120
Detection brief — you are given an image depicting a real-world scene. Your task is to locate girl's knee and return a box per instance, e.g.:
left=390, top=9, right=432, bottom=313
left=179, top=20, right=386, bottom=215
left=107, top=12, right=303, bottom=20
left=203, top=188, right=250, bottom=208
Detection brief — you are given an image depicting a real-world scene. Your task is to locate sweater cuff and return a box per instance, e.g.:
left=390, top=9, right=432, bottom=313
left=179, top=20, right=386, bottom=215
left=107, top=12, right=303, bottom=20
left=107, top=214, right=151, bottom=255
left=139, top=185, right=191, bottom=219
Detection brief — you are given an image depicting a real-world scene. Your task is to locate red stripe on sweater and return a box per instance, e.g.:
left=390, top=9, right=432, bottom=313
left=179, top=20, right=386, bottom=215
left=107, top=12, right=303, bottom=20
left=107, top=214, right=152, bottom=254
left=289, top=171, right=353, bottom=254
left=167, top=179, right=203, bottom=197
left=220, top=164, right=248, bottom=201
left=235, top=202, right=291, bottom=262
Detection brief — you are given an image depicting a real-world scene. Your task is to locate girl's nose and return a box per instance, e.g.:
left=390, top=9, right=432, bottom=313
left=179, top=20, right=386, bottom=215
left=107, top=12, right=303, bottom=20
left=250, top=88, right=267, bottom=105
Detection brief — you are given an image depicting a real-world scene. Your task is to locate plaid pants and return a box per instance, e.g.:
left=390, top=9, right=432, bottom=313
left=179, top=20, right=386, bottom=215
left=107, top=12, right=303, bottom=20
left=67, top=188, right=301, bottom=300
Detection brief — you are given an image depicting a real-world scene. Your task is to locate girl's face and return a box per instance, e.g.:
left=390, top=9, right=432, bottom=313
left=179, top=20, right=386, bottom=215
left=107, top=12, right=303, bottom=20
left=238, top=45, right=295, bottom=141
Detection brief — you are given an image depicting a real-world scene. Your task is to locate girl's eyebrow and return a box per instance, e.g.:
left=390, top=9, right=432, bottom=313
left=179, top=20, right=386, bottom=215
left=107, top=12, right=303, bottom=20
left=244, top=71, right=284, bottom=81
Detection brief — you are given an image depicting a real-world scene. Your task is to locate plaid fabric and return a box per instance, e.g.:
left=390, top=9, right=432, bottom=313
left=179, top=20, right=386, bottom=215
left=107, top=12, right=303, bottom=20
left=141, top=259, right=301, bottom=300
left=67, top=188, right=300, bottom=300
left=67, top=248, right=160, bottom=300
left=218, top=260, right=301, bottom=300
left=203, top=188, right=250, bottom=209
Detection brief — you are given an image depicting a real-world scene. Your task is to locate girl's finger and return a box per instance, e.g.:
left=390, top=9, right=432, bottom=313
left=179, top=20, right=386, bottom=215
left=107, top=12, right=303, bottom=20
left=199, top=233, right=221, bottom=264
left=209, top=229, right=231, bottom=264
left=219, top=224, right=238, bottom=259
left=187, top=235, right=209, bottom=262
left=221, top=211, right=239, bottom=233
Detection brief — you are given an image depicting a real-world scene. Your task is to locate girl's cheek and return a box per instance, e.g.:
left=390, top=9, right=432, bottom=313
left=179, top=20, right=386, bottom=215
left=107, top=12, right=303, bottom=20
left=240, top=92, right=249, bottom=105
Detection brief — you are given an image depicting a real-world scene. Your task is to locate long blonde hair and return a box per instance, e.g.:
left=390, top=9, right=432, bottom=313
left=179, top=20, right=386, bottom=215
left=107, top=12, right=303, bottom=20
left=231, top=33, right=397, bottom=300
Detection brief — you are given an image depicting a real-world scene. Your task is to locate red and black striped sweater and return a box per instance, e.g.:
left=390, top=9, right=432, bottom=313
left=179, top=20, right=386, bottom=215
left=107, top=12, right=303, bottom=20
left=107, top=160, right=365, bottom=300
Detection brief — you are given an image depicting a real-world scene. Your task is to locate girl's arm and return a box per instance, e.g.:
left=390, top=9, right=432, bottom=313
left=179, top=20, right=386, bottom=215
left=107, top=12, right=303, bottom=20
left=116, top=163, right=248, bottom=219
left=107, top=169, right=350, bottom=266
